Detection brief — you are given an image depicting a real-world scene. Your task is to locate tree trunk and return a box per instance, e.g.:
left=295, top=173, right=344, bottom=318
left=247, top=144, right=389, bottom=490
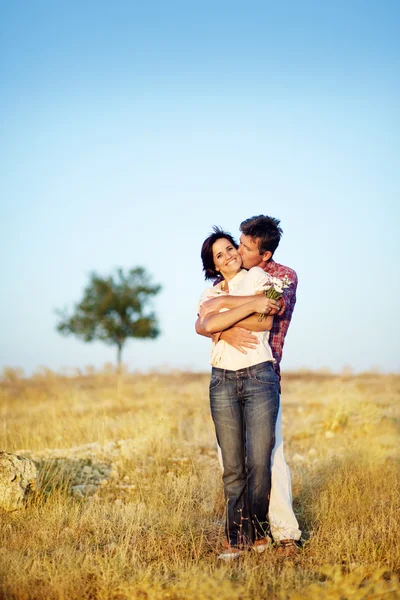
left=117, top=343, right=123, bottom=367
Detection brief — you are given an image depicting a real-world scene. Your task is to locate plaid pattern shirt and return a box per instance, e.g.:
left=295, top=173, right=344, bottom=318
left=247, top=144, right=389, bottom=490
left=263, top=260, right=297, bottom=380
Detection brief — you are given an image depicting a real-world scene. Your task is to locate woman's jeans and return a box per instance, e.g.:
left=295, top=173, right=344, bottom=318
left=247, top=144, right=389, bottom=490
left=209, top=361, right=279, bottom=547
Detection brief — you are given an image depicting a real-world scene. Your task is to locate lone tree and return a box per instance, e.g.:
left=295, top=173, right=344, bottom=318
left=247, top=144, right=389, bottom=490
left=56, top=267, right=162, bottom=365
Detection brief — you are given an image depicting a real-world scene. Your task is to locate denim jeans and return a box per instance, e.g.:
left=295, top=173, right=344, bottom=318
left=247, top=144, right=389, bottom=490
left=209, top=361, right=280, bottom=547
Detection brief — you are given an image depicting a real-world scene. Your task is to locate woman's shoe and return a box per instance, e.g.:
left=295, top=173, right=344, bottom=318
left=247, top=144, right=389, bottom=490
left=217, top=546, right=244, bottom=561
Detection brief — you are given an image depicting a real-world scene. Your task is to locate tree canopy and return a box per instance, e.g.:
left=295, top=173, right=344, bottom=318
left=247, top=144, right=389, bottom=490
left=56, top=267, right=162, bottom=365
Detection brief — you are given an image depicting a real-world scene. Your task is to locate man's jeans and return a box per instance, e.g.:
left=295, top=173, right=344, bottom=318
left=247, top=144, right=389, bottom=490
left=209, top=361, right=279, bottom=547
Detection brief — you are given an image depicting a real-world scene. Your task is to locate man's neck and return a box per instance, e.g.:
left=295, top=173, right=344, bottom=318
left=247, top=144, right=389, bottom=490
left=256, top=258, right=274, bottom=268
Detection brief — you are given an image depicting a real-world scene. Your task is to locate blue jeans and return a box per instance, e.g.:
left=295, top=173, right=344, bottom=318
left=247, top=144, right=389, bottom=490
left=209, top=361, right=280, bottom=547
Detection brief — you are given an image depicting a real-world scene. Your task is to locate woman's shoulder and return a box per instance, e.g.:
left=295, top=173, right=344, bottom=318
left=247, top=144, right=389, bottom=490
left=245, top=266, right=269, bottom=281
left=198, top=283, right=224, bottom=305
left=248, top=266, right=267, bottom=275
left=239, top=266, right=269, bottom=291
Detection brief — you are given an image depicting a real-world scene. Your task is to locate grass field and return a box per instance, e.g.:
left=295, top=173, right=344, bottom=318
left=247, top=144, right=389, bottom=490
left=1, top=367, right=399, bottom=599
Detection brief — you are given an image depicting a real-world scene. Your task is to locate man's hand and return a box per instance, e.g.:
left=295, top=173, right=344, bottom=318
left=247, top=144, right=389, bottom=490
left=262, top=298, right=282, bottom=316
left=220, top=327, right=259, bottom=354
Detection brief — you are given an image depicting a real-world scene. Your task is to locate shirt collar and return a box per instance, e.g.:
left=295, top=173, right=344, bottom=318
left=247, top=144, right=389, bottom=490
left=262, top=259, right=277, bottom=274
left=217, top=268, right=246, bottom=290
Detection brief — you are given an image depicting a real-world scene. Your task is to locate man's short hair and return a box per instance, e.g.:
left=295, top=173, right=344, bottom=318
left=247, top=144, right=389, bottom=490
left=201, top=226, right=238, bottom=280
left=240, top=215, right=283, bottom=256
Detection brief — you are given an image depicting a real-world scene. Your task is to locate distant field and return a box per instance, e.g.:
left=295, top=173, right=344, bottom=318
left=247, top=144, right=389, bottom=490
left=1, top=368, right=399, bottom=600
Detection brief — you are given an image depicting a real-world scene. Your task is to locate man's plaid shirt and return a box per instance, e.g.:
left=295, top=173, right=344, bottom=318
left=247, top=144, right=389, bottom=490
left=262, top=260, right=297, bottom=380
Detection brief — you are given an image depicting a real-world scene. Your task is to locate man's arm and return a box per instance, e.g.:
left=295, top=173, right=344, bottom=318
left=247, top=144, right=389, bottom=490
left=195, top=316, right=262, bottom=354
left=276, top=270, right=298, bottom=317
left=200, top=296, right=274, bottom=334
left=230, top=313, right=276, bottom=332
left=200, top=294, right=280, bottom=318
left=197, top=294, right=279, bottom=335
left=195, top=311, right=275, bottom=336
left=195, top=294, right=280, bottom=352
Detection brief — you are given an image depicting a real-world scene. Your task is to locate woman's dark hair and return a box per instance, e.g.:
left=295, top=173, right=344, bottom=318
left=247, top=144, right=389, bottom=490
left=201, top=226, right=238, bottom=280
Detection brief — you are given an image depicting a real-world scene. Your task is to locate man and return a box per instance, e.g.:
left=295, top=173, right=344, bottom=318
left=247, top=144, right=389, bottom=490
left=196, top=215, right=301, bottom=556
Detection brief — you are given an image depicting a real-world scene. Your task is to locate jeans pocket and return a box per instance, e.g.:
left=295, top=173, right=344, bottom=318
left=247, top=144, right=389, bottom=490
left=253, top=370, right=277, bottom=385
left=209, top=375, right=222, bottom=390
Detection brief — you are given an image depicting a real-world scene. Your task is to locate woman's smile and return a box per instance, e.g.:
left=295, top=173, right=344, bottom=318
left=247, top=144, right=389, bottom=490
left=225, top=256, right=239, bottom=266
left=212, top=238, right=243, bottom=280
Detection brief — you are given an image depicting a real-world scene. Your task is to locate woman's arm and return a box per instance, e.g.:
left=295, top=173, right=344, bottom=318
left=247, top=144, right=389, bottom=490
left=201, top=296, right=274, bottom=334
left=200, top=294, right=281, bottom=321
left=197, top=295, right=278, bottom=338
left=196, top=313, right=273, bottom=338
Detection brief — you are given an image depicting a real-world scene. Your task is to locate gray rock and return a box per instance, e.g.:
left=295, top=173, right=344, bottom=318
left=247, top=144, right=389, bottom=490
left=0, top=451, right=37, bottom=511
left=71, top=484, right=98, bottom=498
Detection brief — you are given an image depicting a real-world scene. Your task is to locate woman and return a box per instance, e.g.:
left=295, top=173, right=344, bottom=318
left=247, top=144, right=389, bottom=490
left=198, top=227, right=280, bottom=560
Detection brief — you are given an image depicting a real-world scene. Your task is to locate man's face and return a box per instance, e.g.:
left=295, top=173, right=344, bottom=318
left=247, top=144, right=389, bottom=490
left=238, top=234, right=264, bottom=269
left=238, top=233, right=273, bottom=269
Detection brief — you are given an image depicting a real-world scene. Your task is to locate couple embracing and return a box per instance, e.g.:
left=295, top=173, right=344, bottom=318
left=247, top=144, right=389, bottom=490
left=195, top=215, right=301, bottom=560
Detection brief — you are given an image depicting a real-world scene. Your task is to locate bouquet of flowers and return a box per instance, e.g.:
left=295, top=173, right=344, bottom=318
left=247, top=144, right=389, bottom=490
left=258, top=275, right=291, bottom=321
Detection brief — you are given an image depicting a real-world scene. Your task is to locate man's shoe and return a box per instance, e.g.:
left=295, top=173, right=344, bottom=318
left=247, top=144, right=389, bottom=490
left=276, top=539, right=300, bottom=558
left=252, top=538, right=272, bottom=553
left=217, top=546, right=244, bottom=561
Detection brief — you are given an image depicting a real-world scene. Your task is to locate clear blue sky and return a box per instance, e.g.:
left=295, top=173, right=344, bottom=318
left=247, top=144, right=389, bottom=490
left=1, top=0, right=399, bottom=374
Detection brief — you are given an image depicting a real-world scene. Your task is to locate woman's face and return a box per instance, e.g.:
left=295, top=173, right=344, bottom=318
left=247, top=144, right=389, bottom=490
left=212, top=238, right=242, bottom=277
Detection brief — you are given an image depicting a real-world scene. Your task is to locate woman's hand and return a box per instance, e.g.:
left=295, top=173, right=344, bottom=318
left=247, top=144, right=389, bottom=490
left=199, top=296, right=225, bottom=320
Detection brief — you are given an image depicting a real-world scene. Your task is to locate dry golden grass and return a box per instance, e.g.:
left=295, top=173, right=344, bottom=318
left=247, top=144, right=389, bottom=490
left=1, top=367, right=399, bottom=600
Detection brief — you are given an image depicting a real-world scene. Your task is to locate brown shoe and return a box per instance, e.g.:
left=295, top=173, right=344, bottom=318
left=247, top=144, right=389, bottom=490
left=276, top=539, right=300, bottom=558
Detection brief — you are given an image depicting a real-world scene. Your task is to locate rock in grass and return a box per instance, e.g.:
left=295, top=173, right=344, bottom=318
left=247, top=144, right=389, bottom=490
left=71, top=484, right=98, bottom=498
left=0, top=451, right=37, bottom=511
